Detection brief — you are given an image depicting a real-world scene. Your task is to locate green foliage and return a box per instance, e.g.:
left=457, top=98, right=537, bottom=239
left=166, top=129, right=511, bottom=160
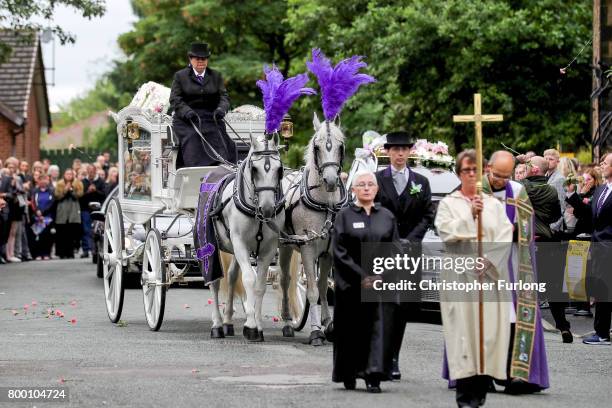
left=0, top=0, right=105, bottom=62
left=285, top=0, right=592, bottom=155
left=112, top=0, right=302, bottom=106
left=59, top=0, right=594, bottom=161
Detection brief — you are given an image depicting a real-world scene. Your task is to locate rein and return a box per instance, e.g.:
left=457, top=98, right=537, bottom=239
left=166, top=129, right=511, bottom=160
left=282, top=124, right=348, bottom=246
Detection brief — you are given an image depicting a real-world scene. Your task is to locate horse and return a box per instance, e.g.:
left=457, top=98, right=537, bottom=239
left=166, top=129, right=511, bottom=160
left=208, top=132, right=285, bottom=342
left=278, top=112, right=347, bottom=346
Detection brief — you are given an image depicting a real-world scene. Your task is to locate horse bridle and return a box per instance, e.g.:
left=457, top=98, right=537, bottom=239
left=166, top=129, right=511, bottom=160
left=313, top=121, right=345, bottom=176
left=234, top=134, right=285, bottom=222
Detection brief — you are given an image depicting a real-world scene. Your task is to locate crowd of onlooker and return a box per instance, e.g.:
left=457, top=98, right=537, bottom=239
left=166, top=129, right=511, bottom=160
left=0, top=153, right=119, bottom=263
left=507, top=148, right=612, bottom=344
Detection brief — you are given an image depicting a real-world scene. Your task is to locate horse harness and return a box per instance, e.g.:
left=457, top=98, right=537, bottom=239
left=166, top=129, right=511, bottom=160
left=210, top=139, right=285, bottom=258
left=284, top=121, right=348, bottom=247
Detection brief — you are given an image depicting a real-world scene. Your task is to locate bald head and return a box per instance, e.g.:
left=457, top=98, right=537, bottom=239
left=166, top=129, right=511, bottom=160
left=487, top=151, right=515, bottom=189
left=489, top=151, right=515, bottom=168
left=529, top=156, right=548, bottom=176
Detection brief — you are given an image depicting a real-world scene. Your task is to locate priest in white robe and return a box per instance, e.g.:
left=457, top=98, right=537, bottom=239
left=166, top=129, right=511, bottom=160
left=435, top=149, right=513, bottom=408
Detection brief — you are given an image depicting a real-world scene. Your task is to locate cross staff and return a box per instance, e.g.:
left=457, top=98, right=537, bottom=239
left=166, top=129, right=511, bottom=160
left=453, top=93, right=503, bottom=375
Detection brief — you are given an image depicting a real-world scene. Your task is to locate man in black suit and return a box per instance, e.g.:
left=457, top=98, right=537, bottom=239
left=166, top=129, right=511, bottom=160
left=170, top=42, right=236, bottom=167
left=374, top=131, right=435, bottom=379
left=574, top=152, right=612, bottom=345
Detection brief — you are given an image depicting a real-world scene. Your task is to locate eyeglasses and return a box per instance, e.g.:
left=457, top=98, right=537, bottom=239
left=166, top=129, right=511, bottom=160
left=490, top=171, right=511, bottom=180
left=354, top=182, right=377, bottom=188
left=460, top=167, right=478, bottom=174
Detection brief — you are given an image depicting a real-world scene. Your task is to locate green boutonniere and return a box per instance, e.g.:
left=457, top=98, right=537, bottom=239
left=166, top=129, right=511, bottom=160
left=409, top=181, right=422, bottom=196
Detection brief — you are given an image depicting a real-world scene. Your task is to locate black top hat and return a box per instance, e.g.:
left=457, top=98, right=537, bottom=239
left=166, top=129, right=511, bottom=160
left=384, top=131, right=415, bottom=149
left=188, top=43, right=211, bottom=58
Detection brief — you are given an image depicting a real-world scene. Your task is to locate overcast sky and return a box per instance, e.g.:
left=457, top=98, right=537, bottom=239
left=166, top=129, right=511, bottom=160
left=41, top=0, right=136, bottom=112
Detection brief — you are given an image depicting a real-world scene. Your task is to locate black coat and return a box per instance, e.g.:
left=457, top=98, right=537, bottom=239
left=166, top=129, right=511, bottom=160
left=80, top=177, right=106, bottom=211
left=170, top=66, right=230, bottom=120
left=565, top=187, right=596, bottom=237
left=331, top=203, right=400, bottom=383
left=521, top=175, right=561, bottom=241
left=579, top=183, right=612, bottom=300
left=169, top=66, right=236, bottom=166
left=374, top=166, right=434, bottom=241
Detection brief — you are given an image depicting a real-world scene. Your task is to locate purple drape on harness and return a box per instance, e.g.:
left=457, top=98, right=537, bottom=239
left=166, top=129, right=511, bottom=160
left=194, top=168, right=233, bottom=283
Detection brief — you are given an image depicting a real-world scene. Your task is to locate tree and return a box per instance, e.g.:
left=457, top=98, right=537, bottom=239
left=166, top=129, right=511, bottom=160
left=113, top=0, right=302, bottom=107
left=0, top=0, right=106, bottom=62
left=286, top=0, right=592, bottom=156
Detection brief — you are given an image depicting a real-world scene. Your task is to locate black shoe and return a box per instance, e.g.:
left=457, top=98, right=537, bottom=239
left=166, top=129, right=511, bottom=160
left=365, top=380, right=381, bottom=393
left=574, top=310, right=593, bottom=317
left=391, top=357, right=401, bottom=380
left=504, top=378, right=543, bottom=395
left=561, top=330, right=573, bottom=343
left=343, top=378, right=356, bottom=390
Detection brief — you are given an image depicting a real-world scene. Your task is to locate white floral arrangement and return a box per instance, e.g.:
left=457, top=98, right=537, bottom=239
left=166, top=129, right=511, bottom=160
left=407, top=139, right=454, bottom=170
left=130, top=81, right=171, bottom=114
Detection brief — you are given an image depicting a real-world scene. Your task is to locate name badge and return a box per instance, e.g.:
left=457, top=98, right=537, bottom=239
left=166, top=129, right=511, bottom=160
left=353, top=222, right=365, bottom=229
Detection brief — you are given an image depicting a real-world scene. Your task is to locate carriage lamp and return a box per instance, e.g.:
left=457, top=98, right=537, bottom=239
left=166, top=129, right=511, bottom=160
left=280, top=114, right=293, bottom=150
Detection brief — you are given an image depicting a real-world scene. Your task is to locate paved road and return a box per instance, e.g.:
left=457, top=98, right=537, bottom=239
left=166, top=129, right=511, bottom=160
left=1, top=259, right=610, bottom=407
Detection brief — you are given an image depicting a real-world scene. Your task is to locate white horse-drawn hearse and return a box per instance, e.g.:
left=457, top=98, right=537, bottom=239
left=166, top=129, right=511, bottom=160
left=101, top=81, right=294, bottom=332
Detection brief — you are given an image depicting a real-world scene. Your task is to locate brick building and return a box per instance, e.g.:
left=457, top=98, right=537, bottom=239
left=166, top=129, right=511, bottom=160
left=0, top=31, right=51, bottom=162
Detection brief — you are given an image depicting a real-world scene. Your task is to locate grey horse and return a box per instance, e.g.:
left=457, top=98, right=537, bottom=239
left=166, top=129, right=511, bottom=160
left=278, top=112, right=347, bottom=345
left=210, top=133, right=285, bottom=342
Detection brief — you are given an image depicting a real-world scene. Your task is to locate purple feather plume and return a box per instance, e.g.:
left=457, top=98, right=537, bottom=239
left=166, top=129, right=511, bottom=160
left=256, top=65, right=316, bottom=134
left=307, top=48, right=376, bottom=121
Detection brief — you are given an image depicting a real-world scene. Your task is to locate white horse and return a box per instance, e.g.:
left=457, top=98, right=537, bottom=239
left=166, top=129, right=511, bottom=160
left=278, top=113, right=347, bottom=345
left=210, top=133, right=285, bottom=341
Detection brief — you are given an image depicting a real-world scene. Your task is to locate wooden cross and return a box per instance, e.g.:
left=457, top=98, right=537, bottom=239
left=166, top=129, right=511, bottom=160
left=453, top=93, right=503, bottom=192
left=453, top=93, right=503, bottom=375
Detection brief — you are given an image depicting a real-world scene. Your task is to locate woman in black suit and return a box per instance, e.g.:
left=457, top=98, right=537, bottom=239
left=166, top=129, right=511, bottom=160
left=332, top=170, right=401, bottom=393
left=169, top=43, right=236, bottom=167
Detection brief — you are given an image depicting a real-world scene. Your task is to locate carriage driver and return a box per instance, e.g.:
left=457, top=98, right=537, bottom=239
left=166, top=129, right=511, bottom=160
left=170, top=43, right=237, bottom=167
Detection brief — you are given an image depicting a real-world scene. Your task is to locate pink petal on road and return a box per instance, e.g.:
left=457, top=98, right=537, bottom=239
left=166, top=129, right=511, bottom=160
left=31, top=301, right=38, bottom=307
left=23, top=304, right=29, bottom=310
left=70, top=318, right=77, bottom=325
left=272, top=316, right=279, bottom=322
left=69, top=300, right=77, bottom=307
left=11, top=310, right=18, bottom=316
left=183, top=304, right=190, bottom=309
left=55, top=309, right=62, bottom=316
left=207, top=299, right=213, bottom=305
left=191, top=368, right=199, bottom=373
left=59, top=377, right=65, bottom=384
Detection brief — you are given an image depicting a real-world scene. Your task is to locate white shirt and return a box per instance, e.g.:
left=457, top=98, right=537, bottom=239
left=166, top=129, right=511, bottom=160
left=599, top=181, right=612, bottom=208
left=192, top=68, right=206, bottom=78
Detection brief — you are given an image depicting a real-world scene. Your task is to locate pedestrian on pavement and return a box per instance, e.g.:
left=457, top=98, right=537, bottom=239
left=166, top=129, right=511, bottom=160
left=31, top=174, right=55, bottom=260
left=79, top=164, right=106, bottom=258
left=374, top=131, right=435, bottom=380
left=435, top=149, right=514, bottom=408
left=521, top=156, right=571, bottom=342
left=104, top=167, right=119, bottom=196
left=54, top=169, right=83, bottom=259
left=483, top=151, right=549, bottom=394
left=332, top=170, right=400, bottom=393
left=578, top=152, right=612, bottom=345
